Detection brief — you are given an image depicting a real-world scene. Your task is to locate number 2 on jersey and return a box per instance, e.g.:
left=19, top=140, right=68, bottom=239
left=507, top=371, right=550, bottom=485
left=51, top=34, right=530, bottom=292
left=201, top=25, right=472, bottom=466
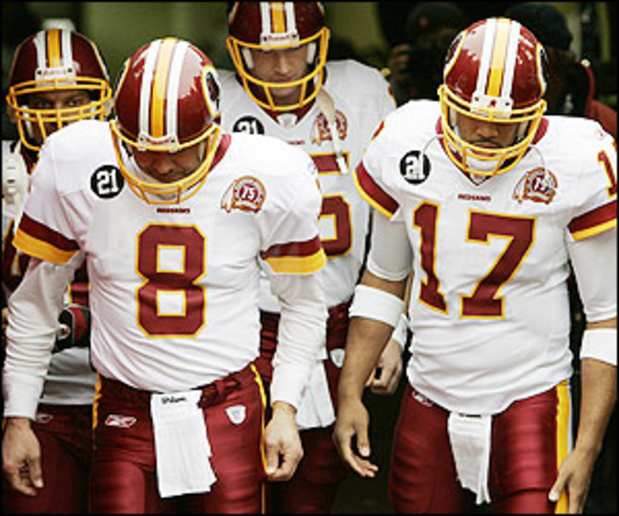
left=136, top=225, right=206, bottom=336
left=413, top=202, right=535, bottom=318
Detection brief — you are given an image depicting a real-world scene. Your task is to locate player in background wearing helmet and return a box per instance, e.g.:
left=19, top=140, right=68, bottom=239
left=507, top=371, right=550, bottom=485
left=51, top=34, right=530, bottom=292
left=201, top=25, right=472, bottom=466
left=1, top=28, right=112, bottom=513
left=222, top=2, right=403, bottom=512
left=334, top=17, right=616, bottom=513
left=2, top=37, right=328, bottom=514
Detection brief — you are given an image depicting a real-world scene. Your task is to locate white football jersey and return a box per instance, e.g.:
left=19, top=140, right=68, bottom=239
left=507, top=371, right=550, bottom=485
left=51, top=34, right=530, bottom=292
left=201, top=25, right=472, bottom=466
left=357, top=101, right=617, bottom=414
left=2, top=140, right=95, bottom=406
left=14, top=120, right=325, bottom=392
left=219, top=60, right=396, bottom=309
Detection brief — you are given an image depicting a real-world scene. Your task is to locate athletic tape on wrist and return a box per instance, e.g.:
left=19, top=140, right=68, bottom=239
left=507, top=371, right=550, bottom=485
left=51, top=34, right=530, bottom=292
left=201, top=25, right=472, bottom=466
left=390, top=313, right=409, bottom=351
left=349, top=284, right=405, bottom=328
left=580, top=327, right=617, bottom=366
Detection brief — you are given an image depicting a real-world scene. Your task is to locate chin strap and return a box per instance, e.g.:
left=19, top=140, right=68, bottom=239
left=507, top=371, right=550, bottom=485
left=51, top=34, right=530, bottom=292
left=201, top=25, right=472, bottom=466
left=316, top=88, right=348, bottom=175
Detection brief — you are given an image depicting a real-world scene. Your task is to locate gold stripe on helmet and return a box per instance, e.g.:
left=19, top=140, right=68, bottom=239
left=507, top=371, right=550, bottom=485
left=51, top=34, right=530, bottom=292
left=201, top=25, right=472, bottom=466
left=487, top=18, right=511, bottom=97
left=150, top=38, right=177, bottom=138
left=47, top=29, right=61, bottom=68
left=271, top=2, right=286, bottom=34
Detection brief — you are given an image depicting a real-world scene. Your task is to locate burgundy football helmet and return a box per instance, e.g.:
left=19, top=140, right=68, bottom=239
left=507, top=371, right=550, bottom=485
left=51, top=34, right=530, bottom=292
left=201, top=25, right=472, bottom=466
left=6, top=29, right=112, bottom=152
left=110, top=37, right=221, bottom=204
left=226, top=1, right=330, bottom=111
left=438, top=17, right=548, bottom=176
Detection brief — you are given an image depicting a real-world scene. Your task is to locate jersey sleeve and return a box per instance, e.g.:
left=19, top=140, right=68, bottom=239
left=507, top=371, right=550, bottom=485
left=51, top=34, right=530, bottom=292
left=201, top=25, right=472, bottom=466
left=12, top=139, right=81, bottom=265
left=258, top=152, right=326, bottom=275
left=567, top=131, right=617, bottom=241
left=353, top=118, right=402, bottom=220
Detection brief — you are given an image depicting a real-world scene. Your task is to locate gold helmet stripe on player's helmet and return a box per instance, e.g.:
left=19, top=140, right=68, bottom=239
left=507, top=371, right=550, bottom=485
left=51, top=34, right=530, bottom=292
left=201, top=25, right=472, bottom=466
left=486, top=18, right=511, bottom=97
left=150, top=38, right=176, bottom=139
left=270, top=2, right=287, bottom=34
left=46, top=29, right=61, bottom=68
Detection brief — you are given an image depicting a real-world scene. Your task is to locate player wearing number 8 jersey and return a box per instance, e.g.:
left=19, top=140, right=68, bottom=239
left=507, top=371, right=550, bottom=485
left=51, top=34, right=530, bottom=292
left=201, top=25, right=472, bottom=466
left=334, top=18, right=617, bottom=513
left=3, top=37, right=327, bottom=514
left=220, top=2, right=398, bottom=512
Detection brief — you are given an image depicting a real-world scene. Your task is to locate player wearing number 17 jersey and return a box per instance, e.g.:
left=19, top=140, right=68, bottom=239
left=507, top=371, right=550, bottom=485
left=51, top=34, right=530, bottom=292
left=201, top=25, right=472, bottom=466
left=221, top=2, right=397, bottom=512
left=3, top=38, right=327, bottom=514
left=334, top=18, right=617, bottom=513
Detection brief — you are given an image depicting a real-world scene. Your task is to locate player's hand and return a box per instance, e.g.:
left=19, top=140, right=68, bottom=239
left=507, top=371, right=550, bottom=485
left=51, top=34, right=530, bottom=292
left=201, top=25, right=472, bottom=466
left=264, top=401, right=303, bottom=481
left=548, top=447, right=597, bottom=513
left=53, top=304, right=91, bottom=353
left=333, top=397, right=378, bottom=478
left=2, top=418, right=43, bottom=495
left=365, top=339, right=403, bottom=396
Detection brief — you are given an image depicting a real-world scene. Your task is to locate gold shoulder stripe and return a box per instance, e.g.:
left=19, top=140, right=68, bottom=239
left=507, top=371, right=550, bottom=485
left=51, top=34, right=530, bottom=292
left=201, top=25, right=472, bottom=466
left=570, top=219, right=617, bottom=241
left=264, top=248, right=326, bottom=274
left=13, top=228, right=76, bottom=264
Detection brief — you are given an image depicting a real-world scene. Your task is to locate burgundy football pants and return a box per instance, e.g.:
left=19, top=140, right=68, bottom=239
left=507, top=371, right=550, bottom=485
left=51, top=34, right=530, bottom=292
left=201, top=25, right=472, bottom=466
left=389, top=381, right=572, bottom=513
left=90, top=364, right=267, bottom=514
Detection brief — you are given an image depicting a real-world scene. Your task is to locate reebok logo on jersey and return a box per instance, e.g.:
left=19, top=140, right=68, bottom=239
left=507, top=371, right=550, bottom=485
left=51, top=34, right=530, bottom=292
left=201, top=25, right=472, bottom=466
left=104, top=414, right=137, bottom=428
left=225, top=405, right=246, bottom=425
left=411, top=390, right=434, bottom=408
left=400, top=150, right=431, bottom=184
left=35, top=412, right=54, bottom=424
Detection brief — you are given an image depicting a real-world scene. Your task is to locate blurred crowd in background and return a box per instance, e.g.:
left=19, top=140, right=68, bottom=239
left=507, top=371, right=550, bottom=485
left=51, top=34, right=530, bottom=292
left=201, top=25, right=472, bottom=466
left=2, top=2, right=616, bottom=513
left=3, top=3, right=616, bottom=139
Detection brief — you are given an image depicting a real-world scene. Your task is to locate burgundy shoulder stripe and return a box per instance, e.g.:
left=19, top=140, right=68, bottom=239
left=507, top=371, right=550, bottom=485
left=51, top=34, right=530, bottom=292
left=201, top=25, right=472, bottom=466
left=568, top=200, right=616, bottom=233
left=261, top=236, right=322, bottom=260
left=19, top=213, right=79, bottom=252
left=356, top=162, right=399, bottom=215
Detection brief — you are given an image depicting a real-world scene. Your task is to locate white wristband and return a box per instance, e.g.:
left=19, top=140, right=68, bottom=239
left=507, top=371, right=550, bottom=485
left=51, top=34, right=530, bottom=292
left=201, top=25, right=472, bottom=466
left=580, top=328, right=617, bottom=366
left=349, top=284, right=405, bottom=328
left=390, top=313, right=409, bottom=352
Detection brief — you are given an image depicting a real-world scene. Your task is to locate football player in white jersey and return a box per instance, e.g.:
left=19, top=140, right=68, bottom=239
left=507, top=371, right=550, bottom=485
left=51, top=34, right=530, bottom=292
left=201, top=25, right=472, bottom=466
left=2, top=28, right=112, bottom=513
left=222, top=2, right=403, bottom=512
left=3, top=38, right=328, bottom=514
left=334, top=18, right=616, bottom=514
